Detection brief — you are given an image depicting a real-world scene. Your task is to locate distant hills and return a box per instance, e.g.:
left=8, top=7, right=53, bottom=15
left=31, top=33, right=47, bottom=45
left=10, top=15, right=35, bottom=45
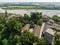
left=0, top=2, right=60, bottom=10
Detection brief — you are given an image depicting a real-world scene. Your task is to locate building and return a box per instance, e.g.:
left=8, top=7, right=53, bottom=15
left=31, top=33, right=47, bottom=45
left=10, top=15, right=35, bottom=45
left=47, top=19, right=60, bottom=30
left=43, top=15, right=49, bottom=23
left=21, top=24, right=30, bottom=32
left=44, top=28, right=56, bottom=45
left=33, top=25, right=41, bottom=37
left=42, top=17, right=56, bottom=44
left=5, top=10, right=8, bottom=20
left=29, top=28, right=33, bottom=32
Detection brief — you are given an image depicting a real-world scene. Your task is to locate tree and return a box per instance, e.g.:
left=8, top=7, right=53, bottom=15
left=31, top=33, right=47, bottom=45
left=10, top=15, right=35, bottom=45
left=23, top=14, right=30, bottom=24
left=20, top=30, right=36, bottom=45
left=37, top=19, right=43, bottom=26
left=16, top=42, right=22, bottom=45
left=2, top=39, right=8, bottom=45
left=55, top=34, right=60, bottom=45
left=6, top=18, right=22, bottom=34
left=36, top=38, right=46, bottom=45
left=0, top=24, right=6, bottom=40
left=52, top=15, right=60, bottom=22
left=30, top=12, right=42, bottom=24
left=0, top=13, right=6, bottom=24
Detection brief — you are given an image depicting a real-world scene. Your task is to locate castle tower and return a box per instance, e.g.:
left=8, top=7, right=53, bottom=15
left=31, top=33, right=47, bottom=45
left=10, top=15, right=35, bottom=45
left=43, top=15, right=49, bottom=23
left=5, top=10, right=8, bottom=20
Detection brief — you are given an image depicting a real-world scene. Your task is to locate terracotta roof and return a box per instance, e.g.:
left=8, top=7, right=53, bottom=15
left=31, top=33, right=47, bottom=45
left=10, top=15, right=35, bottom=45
left=21, top=24, right=30, bottom=32
left=33, top=25, right=41, bottom=37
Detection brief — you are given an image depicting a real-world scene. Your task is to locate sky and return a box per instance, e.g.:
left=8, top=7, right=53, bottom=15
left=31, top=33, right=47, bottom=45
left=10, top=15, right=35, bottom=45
left=0, top=0, right=60, bottom=2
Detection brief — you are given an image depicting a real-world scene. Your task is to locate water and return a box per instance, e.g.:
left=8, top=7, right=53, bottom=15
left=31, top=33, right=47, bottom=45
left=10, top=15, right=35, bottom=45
left=0, top=8, right=60, bottom=17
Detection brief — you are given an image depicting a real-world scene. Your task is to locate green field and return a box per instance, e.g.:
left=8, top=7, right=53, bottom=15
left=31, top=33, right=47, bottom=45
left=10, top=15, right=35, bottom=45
left=2, top=5, right=59, bottom=10
left=2, top=6, right=42, bottom=10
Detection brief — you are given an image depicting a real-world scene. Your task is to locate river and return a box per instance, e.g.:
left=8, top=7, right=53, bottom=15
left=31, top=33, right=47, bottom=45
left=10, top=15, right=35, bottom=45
left=0, top=8, right=60, bottom=17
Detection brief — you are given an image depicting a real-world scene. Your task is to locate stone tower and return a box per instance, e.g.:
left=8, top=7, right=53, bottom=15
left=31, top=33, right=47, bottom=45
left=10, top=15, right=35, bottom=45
left=43, top=15, right=49, bottom=23
left=5, top=10, right=8, bottom=20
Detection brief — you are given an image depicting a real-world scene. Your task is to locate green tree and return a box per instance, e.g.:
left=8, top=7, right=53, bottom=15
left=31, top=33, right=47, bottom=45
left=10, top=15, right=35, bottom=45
left=55, top=34, right=60, bottom=45
left=23, top=14, right=30, bottom=24
left=20, top=30, right=36, bottom=45
left=37, top=19, right=43, bottom=26
left=30, top=12, right=42, bottom=24
left=2, top=39, right=8, bottom=45
left=52, top=15, right=60, bottom=22
left=36, top=38, right=46, bottom=45
left=6, top=18, right=22, bottom=34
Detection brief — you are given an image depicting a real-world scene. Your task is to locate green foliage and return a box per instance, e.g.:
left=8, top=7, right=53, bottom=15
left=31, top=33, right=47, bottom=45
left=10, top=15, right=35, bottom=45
left=0, top=13, right=5, bottom=24
left=30, top=12, right=42, bottom=25
left=55, top=34, right=60, bottom=45
left=16, top=42, right=22, bottom=45
left=6, top=18, right=22, bottom=33
left=23, top=14, right=30, bottom=24
left=37, top=19, right=43, bottom=26
left=2, top=39, right=8, bottom=45
left=51, top=43, right=55, bottom=45
left=52, top=15, right=60, bottom=22
left=36, top=38, right=46, bottom=45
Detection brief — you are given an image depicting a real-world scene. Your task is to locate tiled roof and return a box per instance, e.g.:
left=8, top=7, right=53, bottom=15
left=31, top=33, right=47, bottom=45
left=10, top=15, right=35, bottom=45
left=33, top=25, right=41, bottom=37
left=21, top=24, right=30, bottom=32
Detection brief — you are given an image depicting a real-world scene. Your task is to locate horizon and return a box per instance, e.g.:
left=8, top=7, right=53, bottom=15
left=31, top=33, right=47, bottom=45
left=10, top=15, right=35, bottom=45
left=0, top=0, right=60, bottom=2
left=0, top=2, right=60, bottom=3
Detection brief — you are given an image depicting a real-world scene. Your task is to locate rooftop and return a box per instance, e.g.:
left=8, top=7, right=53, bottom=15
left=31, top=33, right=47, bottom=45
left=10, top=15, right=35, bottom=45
left=33, top=25, right=41, bottom=37
left=45, top=28, right=56, bottom=36
left=21, top=24, right=30, bottom=32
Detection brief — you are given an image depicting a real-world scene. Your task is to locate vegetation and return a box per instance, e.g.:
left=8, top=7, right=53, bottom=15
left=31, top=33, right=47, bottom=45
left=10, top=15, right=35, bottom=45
left=0, top=13, right=46, bottom=45
left=0, top=11, right=60, bottom=45
left=52, top=15, right=60, bottom=23
left=55, top=34, right=60, bottom=45
left=2, top=5, right=60, bottom=10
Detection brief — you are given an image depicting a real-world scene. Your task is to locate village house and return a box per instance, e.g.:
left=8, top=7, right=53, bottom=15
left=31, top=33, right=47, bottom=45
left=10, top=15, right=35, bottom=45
left=21, top=24, right=30, bottom=32
left=21, top=24, right=41, bottom=37
left=44, top=28, right=56, bottom=45
left=33, top=25, right=41, bottom=37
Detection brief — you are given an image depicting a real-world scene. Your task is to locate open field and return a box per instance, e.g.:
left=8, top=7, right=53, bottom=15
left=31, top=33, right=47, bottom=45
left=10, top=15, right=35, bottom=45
left=2, top=6, right=44, bottom=10
left=2, top=5, right=60, bottom=10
